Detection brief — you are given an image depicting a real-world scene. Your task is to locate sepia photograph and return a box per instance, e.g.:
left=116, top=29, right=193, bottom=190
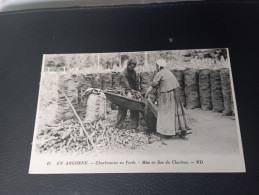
left=29, top=48, right=245, bottom=173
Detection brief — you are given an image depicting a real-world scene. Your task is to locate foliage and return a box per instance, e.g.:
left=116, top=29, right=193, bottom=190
left=44, top=49, right=229, bottom=73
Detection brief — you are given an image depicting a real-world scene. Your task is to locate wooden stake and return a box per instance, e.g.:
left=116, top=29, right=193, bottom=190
left=62, top=90, right=97, bottom=152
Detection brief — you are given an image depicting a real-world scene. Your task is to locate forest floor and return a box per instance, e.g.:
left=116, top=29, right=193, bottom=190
left=104, top=107, right=240, bottom=156
left=36, top=102, right=240, bottom=156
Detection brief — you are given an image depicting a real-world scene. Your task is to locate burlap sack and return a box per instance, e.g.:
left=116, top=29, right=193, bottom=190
left=101, top=73, right=112, bottom=90
left=56, top=74, right=78, bottom=121
left=220, top=68, right=233, bottom=115
left=76, top=74, right=93, bottom=118
left=83, top=74, right=93, bottom=90
left=112, top=72, right=121, bottom=88
left=199, top=69, right=212, bottom=111
left=110, top=72, right=121, bottom=110
left=172, top=69, right=186, bottom=107
left=140, top=72, right=154, bottom=94
left=74, top=74, right=93, bottom=94
left=92, top=73, right=102, bottom=89
left=84, top=92, right=106, bottom=123
left=183, top=69, right=200, bottom=109
left=210, top=69, right=224, bottom=112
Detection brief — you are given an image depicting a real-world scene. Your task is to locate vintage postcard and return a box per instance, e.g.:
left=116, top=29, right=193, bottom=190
left=29, top=48, right=245, bottom=173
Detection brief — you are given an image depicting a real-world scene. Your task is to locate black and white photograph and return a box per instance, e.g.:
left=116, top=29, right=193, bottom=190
left=29, top=48, right=245, bottom=173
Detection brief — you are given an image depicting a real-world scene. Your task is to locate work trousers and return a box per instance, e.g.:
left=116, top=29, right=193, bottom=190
left=116, top=106, right=139, bottom=129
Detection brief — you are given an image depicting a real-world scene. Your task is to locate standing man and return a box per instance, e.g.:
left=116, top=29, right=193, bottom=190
left=116, top=59, right=139, bottom=129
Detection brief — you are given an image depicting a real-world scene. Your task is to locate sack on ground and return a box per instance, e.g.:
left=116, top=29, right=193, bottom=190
left=92, top=73, right=102, bottom=89
left=112, top=72, right=121, bottom=88
left=220, top=68, right=232, bottom=115
left=111, top=72, right=121, bottom=110
left=199, top=69, right=212, bottom=111
left=101, top=73, right=112, bottom=90
left=56, top=74, right=78, bottom=121
left=84, top=92, right=106, bottom=123
left=77, top=74, right=93, bottom=118
left=140, top=72, right=154, bottom=94
left=210, top=69, right=224, bottom=112
left=183, top=69, right=200, bottom=109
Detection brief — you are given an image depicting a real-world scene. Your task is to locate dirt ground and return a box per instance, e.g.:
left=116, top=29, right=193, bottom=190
left=36, top=102, right=240, bottom=156
left=105, top=107, right=240, bottom=156
left=143, top=109, right=239, bottom=155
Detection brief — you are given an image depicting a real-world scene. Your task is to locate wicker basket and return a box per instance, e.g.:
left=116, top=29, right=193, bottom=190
left=104, top=92, right=145, bottom=112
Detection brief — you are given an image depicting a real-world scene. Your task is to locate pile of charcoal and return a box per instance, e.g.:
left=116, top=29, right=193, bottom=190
left=106, top=87, right=143, bottom=101
left=36, top=119, right=160, bottom=153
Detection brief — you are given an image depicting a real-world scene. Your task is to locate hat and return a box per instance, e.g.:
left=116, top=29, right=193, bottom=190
left=127, top=59, right=137, bottom=66
left=156, top=59, right=167, bottom=68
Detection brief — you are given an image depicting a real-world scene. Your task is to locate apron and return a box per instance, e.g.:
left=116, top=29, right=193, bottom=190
left=157, top=89, right=190, bottom=136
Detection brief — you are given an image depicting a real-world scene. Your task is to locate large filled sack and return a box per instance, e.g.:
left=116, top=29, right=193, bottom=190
left=82, top=74, right=93, bottom=90
left=84, top=92, right=107, bottom=123
left=56, top=74, right=78, bottom=121
left=92, top=73, right=102, bottom=89
left=111, top=72, right=121, bottom=110
left=74, top=74, right=93, bottom=96
left=210, top=69, right=224, bottom=112
left=172, top=69, right=186, bottom=107
left=76, top=74, right=93, bottom=118
left=140, top=72, right=154, bottom=94
left=183, top=69, right=200, bottom=109
left=220, top=68, right=233, bottom=115
left=112, top=72, right=121, bottom=88
left=101, top=73, right=112, bottom=90
left=199, top=69, right=212, bottom=111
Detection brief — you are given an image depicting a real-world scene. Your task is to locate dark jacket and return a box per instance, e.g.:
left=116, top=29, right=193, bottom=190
left=120, top=68, right=139, bottom=91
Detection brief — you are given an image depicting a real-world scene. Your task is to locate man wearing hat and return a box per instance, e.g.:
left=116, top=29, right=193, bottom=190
left=145, top=59, right=191, bottom=138
left=116, top=59, right=140, bottom=129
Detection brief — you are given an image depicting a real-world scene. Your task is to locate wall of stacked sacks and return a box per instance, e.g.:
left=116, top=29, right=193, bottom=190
left=137, top=68, right=234, bottom=116
left=177, top=68, right=234, bottom=116
left=56, top=68, right=234, bottom=121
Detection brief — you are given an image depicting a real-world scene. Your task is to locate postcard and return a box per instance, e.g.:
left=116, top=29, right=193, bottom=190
left=29, top=48, right=245, bottom=173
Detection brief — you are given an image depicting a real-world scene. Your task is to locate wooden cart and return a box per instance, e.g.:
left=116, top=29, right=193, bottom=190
left=104, top=91, right=157, bottom=132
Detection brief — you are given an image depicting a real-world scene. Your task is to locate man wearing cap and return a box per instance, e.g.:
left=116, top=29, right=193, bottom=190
left=116, top=59, right=139, bottom=129
left=145, top=59, right=191, bottom=138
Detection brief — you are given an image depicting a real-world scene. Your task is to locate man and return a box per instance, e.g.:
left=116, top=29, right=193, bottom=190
left=116, top=59, right=139, bottom=129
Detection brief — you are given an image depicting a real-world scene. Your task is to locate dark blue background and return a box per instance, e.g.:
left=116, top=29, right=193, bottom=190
left=0, top=1, right=258, bottom=194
